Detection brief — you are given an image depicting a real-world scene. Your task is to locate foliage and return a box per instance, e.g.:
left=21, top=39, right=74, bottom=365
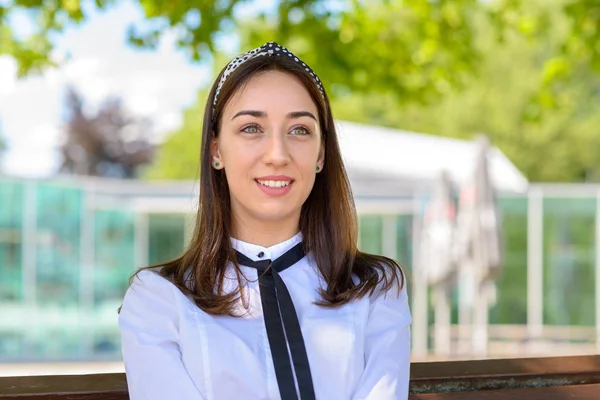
left=329, top=2, right=600, bottom=182
left=142, top=88, right=206, bottom=180
left=3, top=0, right=594, bottom=99
left=142, top=52, right=233, bottom=180
left=4, top=0, right=600, bottom=181
left=61, top=86, right=155, bottom=178
left=240, top=0, right=483, bottom=103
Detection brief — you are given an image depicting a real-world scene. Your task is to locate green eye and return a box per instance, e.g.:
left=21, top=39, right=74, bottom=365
left=242, top=125, right=260, bottom=134
left=291, top=127, right=309, bottom=135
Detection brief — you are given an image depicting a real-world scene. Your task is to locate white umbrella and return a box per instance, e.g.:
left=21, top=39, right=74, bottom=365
left=418, top=170, right=457, bottom=356
left=453, top=134, right=504, bottom=355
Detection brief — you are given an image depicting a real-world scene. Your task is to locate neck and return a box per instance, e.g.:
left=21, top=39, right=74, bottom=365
left=231, top=212, right=300, bottom=248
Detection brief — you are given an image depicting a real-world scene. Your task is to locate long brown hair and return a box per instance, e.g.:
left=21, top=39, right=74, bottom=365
left=136, top=50, right=405, bottom=315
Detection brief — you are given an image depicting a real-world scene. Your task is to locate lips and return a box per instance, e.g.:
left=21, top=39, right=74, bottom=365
left=256, top=179, right=291, bottom=188
left=255, top=175, right=294, bottom=187
left=254, top=175, right=294, bottom=196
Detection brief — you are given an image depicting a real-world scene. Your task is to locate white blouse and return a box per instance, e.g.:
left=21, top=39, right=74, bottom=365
left=119, top=233, right=412, bottom=400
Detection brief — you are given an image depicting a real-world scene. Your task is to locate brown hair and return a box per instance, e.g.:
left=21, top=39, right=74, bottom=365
left=136, top=50, right=405, bottom=315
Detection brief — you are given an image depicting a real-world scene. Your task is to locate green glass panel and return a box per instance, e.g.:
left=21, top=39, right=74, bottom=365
left=32, top=183, right=83, bottom=358
left=148, top=214, right=186, bottom=266
left=359, top=215, right=383, bottom=255
left=92, top=210, right=136, bottom=357
left=93, top=210, right=136, bottom=305
left=489, top=197, right=528, bottom=324
left=35, top=184, right=82, bottom=305
left=0, top=180, right=24, bottom=301
left=543, top=198, right=595, bottom=326
left=395, top=215, right=413, bottom=271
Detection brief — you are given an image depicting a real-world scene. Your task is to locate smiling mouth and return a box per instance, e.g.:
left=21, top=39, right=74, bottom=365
left=255, top=179, right=293, bottom=188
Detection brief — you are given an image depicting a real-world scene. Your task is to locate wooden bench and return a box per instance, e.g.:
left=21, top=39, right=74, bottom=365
left=1, top=355, right=599, bottom=399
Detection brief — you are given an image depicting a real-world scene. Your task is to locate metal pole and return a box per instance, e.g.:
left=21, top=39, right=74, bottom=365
left=21, top=180, right=37, bottom=357
left=472, top=281, right=490, bottom=356
left=21, top=181, right=37, bottom=305
left=527, top=187, right=544, bottom=347
left=457, top=260, right=473, bottom=355
left=433, top=285, right=451, bottom=356
left=79, top=188, right=95, bottom=356
left=134, top=213, right=149, bottom=269
left=411, top=199, right=428, bottom=357
left=382, top=214, right=397, bottom=260
left=595, top=190, right=600, bottom=352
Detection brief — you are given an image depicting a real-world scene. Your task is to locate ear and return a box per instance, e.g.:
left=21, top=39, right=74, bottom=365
left=316, top=146, right=325, bottom=173
left=210, top=135, right=223, bottom=169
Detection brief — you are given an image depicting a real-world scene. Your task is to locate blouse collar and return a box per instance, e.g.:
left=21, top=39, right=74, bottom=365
left=230, top=231, right=303, bottom=262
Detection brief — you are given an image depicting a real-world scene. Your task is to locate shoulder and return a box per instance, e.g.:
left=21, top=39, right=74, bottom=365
left=118, top=267, right=204, bottom=340
left=129, top=267, right=174, bottom=295
left=118, top=268, right=194, bottom=349
left=366, top=268, right=411, bottom=329
left=120, top=268, right=192, bottom=320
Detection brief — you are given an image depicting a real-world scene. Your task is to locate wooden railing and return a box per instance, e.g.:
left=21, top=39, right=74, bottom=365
left=1, top=355, right=599, bottom=399
left=410, top=354, right=600, bottom=399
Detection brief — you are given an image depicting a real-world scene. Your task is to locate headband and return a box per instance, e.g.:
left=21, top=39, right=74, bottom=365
left=213, top=41, right=325, bottom=109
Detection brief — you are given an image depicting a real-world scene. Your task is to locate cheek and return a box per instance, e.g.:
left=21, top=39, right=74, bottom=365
left=298, top=146, right=321, bottom=172
left=221, top=142, right=253, bottom=170
left=224, top=157, right=251, bottom=182
left=296, top=154, right=319, bottom=191
left=221, top=149, right=259, bottom=193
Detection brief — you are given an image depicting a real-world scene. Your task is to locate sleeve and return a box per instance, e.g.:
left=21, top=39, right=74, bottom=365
left=118, top=270, right=206, bottom=400
left=352, top=281, right=412, bottom=400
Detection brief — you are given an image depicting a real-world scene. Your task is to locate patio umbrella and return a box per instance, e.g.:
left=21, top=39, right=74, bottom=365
left=419, top=170, right=457, bottom=355
left=453, top=134, right=504, bottom=355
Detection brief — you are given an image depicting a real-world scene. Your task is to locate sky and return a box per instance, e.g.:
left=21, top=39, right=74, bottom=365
left=0, top=0, right=275, bottom=177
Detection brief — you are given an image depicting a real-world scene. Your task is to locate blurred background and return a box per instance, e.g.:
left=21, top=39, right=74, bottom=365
left=1, top=0, right=600, bottom=376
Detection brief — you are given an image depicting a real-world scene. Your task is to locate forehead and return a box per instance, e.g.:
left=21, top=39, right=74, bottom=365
left=223, top=70, right=318, bottom=116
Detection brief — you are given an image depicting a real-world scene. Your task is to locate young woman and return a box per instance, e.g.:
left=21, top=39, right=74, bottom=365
left=119, top=42, right=411, bottom=400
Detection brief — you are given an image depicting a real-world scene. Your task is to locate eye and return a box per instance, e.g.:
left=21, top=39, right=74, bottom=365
left=291, top=126, right=310, bottom=136
left=241, top=124, right=261, bottom=134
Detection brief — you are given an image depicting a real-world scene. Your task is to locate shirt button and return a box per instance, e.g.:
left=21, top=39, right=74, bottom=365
left=257, top=251, right=265, bottom=258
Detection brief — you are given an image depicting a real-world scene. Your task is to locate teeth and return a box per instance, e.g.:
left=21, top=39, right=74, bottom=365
left=257, top=180, right=291, bottom=188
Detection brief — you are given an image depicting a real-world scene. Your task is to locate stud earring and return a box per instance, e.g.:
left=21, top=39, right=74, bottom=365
left=316, top=166, right=320, bottom=172
left=215, top=162, right=220, bottom=168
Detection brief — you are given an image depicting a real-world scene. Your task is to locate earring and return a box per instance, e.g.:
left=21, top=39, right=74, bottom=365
left=316, top=166, right=320, bottom=171
left=215, top=162, right=220, bottom=168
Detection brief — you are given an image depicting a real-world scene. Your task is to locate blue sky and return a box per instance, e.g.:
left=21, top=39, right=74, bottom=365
left=0, top=0, right=277, bottom=177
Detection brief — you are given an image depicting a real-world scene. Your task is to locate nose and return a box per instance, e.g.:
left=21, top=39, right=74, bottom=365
left=263, top=130, right=291, bottom=166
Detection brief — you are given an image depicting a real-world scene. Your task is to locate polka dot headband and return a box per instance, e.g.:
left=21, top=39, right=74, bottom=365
left=212, top=41, right=325, bottom=110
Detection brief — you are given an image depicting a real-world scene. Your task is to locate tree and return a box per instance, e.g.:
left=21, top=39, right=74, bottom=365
left=142, top=52, right=233, bottom=180
left=147, top=0, right=600, bottom=182
left=3, top=0, right=595, bottom=103
left=6, top=1, right=600, bottom=181
left=61, top=86, right=155, bottom=178
left=143, top=88, right=206, bottom=180
left=330, top=1, right=600, bottom=182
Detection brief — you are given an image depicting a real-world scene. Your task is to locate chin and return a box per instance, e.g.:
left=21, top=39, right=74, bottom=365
left=252, top=205, right=299, bottom=223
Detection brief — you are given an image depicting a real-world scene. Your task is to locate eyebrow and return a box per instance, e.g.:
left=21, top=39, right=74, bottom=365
left=231, top=110, right=317, bottom=121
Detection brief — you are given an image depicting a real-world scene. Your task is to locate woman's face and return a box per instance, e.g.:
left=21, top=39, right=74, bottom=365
left=212, top=70, right=324, bottom=233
